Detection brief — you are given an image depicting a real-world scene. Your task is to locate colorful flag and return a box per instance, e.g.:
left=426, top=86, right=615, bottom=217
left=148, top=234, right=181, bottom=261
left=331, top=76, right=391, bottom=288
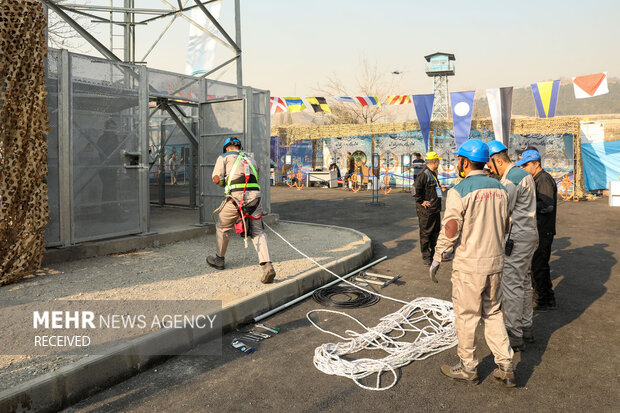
left=387, top=95, right=412, bottom=105
left=335, top=96, right=357, bottom=104
left=572, top=72, right=608, bottom=99
left=486, top=87, right=513, bottom=146
left=283, top=97, right=306, bottom=113
left=270, top=97, right=288, bottom=115
left=356, top=96, right=381, bottom=107
left=306, top=97, right=332, bottom=113
left=450, top=91, right=476, bottom=150
left=530, top=80, right=560, bottom=118
left=186, top=3, right=221, bottom=75
left=412, top=94, right=434, bottom=151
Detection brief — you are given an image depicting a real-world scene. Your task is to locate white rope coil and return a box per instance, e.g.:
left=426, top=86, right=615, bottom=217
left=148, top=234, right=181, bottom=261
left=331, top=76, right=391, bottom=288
left=307, top=297, right=457, bottom=391
left=264, top=223, right=457, bottom=391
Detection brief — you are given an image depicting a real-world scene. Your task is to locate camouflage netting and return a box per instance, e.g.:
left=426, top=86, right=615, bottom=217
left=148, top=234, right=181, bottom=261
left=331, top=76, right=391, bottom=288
left=0, top=0, right=49, bottom=284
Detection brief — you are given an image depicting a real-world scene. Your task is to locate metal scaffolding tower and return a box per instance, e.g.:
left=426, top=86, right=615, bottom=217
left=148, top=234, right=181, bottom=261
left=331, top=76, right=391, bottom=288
left=424, top=52, right=456, bottom=121
left=39, top=0, right=242, bottom=84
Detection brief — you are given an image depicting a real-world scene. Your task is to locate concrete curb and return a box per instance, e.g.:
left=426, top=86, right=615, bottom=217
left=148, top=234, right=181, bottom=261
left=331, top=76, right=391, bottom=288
left=0, top=221, right=371, bottom=413
left=43, top=214, right=280, bottom=265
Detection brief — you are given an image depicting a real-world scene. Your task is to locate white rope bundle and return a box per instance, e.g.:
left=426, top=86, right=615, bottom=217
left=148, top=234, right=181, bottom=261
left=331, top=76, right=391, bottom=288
left=307, top=297, right=457, bottom=391
left=264, top=223, right=457, bottom=391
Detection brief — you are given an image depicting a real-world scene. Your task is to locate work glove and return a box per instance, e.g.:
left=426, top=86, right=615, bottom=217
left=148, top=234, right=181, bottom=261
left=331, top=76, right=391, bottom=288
left=217, top=176, right=226, bottom=187
left=429, top=260, right=440, bottom=283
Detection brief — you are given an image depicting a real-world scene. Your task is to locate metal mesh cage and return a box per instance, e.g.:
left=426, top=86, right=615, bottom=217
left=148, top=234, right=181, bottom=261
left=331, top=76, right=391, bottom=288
left=70, top=54, right=141, bottom=242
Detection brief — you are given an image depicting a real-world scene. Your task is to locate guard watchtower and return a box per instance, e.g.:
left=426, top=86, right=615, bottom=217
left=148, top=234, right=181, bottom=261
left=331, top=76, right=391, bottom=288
left=425, top=52, right=455, bottom=121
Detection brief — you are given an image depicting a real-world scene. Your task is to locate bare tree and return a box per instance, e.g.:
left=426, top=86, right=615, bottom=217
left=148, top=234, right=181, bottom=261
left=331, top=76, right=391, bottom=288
left=316, top=57, right=402, bottom=124
left=46, top=7, right=95, bottom=51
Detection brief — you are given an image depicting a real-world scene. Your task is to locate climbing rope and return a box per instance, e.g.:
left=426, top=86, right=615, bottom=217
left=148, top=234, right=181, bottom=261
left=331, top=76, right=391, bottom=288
left=264, top=223, right=457, bottom=391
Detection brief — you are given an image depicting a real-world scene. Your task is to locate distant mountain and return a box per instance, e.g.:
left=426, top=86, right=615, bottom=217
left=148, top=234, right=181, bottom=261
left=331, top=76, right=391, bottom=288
left=475, top=77, right=620, bottom=118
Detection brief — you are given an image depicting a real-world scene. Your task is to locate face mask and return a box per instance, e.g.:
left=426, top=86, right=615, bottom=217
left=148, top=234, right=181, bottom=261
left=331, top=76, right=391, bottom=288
left=458, top=157, right=466, bottom=178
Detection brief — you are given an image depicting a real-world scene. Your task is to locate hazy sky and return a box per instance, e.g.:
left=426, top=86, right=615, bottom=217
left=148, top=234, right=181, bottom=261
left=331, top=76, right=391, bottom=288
left=66, top=0, right=620, bottom=96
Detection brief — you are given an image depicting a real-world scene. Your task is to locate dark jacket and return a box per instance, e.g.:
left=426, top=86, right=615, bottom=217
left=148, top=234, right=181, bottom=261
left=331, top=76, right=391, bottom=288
left=533, top=169, right=557, bottom=235
left=347, top=156, right=355, bottom=173
left=414, top=166, right=442, bottom=214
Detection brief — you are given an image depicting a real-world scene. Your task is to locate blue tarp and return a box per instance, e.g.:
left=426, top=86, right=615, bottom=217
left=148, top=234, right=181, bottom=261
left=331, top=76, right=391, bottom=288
left=581, top=141, right=620, bottom=190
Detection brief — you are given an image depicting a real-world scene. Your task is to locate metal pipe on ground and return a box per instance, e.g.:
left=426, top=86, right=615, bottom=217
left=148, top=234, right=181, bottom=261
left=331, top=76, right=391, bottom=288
left=253, top=256, right=388, bottom=323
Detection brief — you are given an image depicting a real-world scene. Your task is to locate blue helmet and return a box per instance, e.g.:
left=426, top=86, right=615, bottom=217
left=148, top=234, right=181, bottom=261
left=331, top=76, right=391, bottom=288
left=453, top=139, right=490, bottom=163
left=487, top=140, right=508, bottom=157
left=223, top=137, right=242, bottom=153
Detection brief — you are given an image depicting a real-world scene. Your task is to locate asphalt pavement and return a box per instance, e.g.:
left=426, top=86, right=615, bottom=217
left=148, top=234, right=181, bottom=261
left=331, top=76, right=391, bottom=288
left=64, top=186, right=619, bottom=413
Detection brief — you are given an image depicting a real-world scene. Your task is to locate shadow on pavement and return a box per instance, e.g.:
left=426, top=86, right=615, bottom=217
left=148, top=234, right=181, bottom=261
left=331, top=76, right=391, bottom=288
left=478, top=237, right=615, bottom=387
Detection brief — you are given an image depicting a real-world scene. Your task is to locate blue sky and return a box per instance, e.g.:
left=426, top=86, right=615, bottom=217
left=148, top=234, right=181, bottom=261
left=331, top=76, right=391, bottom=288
left=69, top=0, right=620, bottom=95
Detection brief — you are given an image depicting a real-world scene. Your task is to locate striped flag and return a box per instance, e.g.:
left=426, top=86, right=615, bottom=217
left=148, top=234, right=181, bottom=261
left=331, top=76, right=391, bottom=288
left=306, top=97, right=332, bottom=113
left=486, top=87, right=513, bottom=146
left=356, top=96, right=381, bottom=106
left=387, top=95, right=412, bottom=105
left=270, top=97, right=288, bottom=115
left=530, top=80, right=560, bottom=118
left=283, top=97, right=306, bottom=112
left=336, top=96, right=357, bottom=104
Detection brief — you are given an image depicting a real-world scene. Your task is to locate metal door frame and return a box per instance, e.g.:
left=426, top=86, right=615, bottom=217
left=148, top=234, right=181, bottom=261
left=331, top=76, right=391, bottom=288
left=198, top=96, right=247, bottom=224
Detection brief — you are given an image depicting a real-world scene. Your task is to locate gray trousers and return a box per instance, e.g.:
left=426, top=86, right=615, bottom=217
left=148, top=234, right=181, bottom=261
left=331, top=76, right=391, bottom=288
left=216, top=192, right=271, bottom=264
left=502, top=238, right=538, bottom=337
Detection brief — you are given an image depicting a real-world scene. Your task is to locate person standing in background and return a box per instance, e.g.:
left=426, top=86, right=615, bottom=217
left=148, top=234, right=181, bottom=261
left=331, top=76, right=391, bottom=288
left=517, top=150, right=558, bottom=311
left=414, top=152, right=443, bottom=267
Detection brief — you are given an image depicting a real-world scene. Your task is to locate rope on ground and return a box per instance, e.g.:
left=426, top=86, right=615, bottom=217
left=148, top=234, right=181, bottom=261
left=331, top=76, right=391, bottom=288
left=264, top=223, right=457, bottom=391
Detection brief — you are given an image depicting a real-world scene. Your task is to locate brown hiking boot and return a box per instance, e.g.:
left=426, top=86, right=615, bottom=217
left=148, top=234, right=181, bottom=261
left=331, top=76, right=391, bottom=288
left=507, top=330, right=525, bottom=352
left=206, top=255, right=225, bottom=270
left=261, top=262, right=276, bottom=284
left=440, top=362, right=478, bottom=385
left=522, top=325, right=535, bottom=343
left=493, top=364, right=516, bottom=388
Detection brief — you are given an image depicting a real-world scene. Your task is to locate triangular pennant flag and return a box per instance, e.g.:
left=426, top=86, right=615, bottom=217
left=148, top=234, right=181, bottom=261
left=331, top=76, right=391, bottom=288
left=486, top=87, right=513, bottom=146
left=270, top=97, right=288, bottom=115
left=530, top=80, right=560, bottom=118
left=306, top=97, right=332, bottom=113
left=283, top=97, right=306, bottom=112
left=412, top=94, right=434, bottom=152
left=450, top=91, right=476, bottom=149
left=572, top=72, right=608, bottom=99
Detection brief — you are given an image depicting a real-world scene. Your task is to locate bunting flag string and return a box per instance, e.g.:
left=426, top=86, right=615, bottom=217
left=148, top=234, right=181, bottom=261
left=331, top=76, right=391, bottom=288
left=388, top=95, right=412, bottom=105
left=270, top=97, right=288, bottom=115
left=283, top=97, right=306, bottom=112
left=356, top=96, right=381, bottom=106
left=306, top=97, right=332, bottom=113
left=572, top=72, right=608, bottom=99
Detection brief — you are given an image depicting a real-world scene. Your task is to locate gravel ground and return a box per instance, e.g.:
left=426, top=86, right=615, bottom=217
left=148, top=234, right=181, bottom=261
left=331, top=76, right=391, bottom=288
left=0, top=221, right=365, bottom=391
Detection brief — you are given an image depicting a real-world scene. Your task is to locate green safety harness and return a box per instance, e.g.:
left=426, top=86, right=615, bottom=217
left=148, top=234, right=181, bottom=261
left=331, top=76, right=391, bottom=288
left=225, top=152, right=262, bottom=247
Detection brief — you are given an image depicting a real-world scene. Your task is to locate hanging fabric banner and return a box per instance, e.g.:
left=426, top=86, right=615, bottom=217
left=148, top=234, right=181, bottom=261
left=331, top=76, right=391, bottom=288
left=186, top=2, right=222, bottom=75
left=270, top=97, right=288, bottom=115
left=412, top=94, right=434, bottom=151
left=486, top=87, right=513, bottom=146
left=450, top=91, right=475, bottom=150
left=306, top=97, right=332, bottom=113
left=283, top=97, right=306, bottom=112
left=530, top=80, right=560, bottom=118
left=572, top=72, right=608, bottom=99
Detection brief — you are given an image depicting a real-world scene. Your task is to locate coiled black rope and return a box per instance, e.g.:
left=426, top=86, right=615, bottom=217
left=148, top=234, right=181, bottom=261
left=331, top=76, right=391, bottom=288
left=313, top=285, right=380, bottom=308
